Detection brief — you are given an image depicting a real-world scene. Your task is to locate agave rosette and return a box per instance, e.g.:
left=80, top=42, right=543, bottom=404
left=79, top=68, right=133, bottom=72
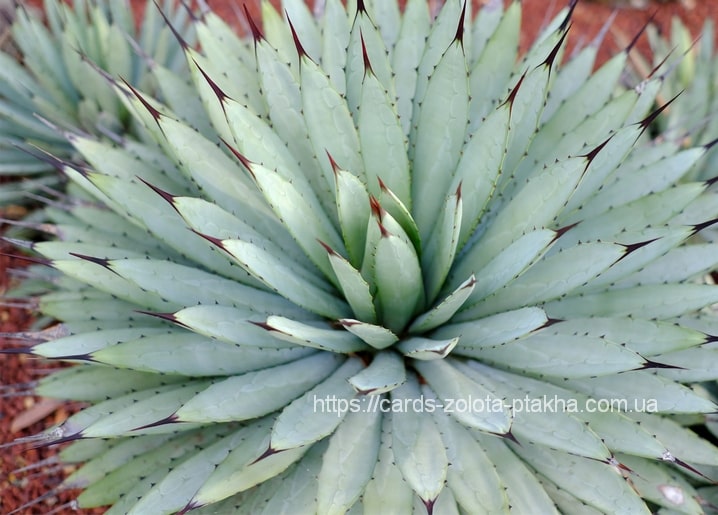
left=7, top=0, right=718, bottom=513
left=0, top=0, right=195, bottom=207
left=628, top=17, right=718, bottom=183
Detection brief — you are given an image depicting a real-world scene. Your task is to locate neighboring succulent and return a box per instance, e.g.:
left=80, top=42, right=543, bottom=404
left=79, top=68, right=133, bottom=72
left=0, top=0, right=195, bottom=208
left=7, top=0, right=718, bottom=513
left=628, top=17, right=718, bottom=183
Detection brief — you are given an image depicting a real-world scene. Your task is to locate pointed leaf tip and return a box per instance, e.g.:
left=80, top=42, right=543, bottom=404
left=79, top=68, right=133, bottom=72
left=672, top=457, right=718, bottom=484
left=55, top=353, right=94, bottom=362
left=361, top=32, right=373, bottom=75
left=627, top=11, right=656, bottom=54
left=131, top=413, right=179, bottom=431
left=705, top=174, right=718, bottom=188
left=639, top=91, right=682, bottom=132
left=67, top=253, right=112, bottom=270
left=639, top=359, right=686, bottom=371
left=582, top=136, right=612, bottom=163
left=244, top=4, right=264, bottom=42
left=31, top=432, right=84, bottom=449
left=16, top=144, right=70, bottom=173
left=318, top=240, right=338, bottom=256
left=249, top=320, right=276, bottom=332
left=72, top=163, right=93, bottom=179
left=501, top=72, right=526, bottom=113
left=704, top=136, right=718, bottom=152
left=369, top=196, right=383, bottom=219
left=560, top=0, right=579, bottom=33
left=76, top=50, right=117, bottom=85
left=691, top=217, right=718, bottom=236
left=121, top=79, right=163, bottom=123
left=0, top=347, right=34, bottom=355
left=249, top=445, right=281, bottom=465
left=543, top=28, right=570, bottom=70
left=191, top=229, right=228, bottom=250
left=194, top=60, right=231, bottom=104
left=500, top=427, right=520, bottom=445
left=541, top=318, right=564, bottom=330
left=135, top=310, right=183, bottom=325
left=178, top=500, right=203, bottom=515
left=325, top=150, right=341, bottom=174
left=615, top=238, right=660, bottom=262
left=0, top=252, right=49, bottom=267
left=648, top=48, right=674, bottom=79
left=153, top=0, right=189, bottom=49
left=553, top=221, right=580, bottom=241
left=137, top=177, right=178, bottom=209
left=0, top=236, right=34, bottom=250
left=454, top=2, right=467, bottom=46
left=287, top=14, right=309, bottom=59
left=177, top=0, right=199, bottom=21
left=221, top=139, right=254, bottom=174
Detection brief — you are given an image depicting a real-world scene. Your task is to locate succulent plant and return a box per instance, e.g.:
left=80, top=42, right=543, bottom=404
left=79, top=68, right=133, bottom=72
left=0, top=0, right=194, bottom=209
left=627, top=17, right=718, bottom=183
left=7, top=0, right=718, bottom=513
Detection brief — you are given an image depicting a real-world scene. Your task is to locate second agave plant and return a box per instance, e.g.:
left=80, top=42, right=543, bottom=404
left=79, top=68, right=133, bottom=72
left=0, top=0, right=195, bottom=209
left=7, top=0, right=718, bottom=513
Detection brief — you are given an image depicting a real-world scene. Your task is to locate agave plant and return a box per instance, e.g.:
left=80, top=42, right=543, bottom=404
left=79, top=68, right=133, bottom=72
left=624, top=17, right=718, bottom=248
left=627, top=17, right=718, bottom=183
left=7, top=0, right=718, bottom=513
left=0, top=0, right=195, bottom=209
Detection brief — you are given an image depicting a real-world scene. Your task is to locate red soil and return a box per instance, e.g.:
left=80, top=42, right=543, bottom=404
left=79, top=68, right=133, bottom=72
left=0, top=241, right=106, bottom=514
